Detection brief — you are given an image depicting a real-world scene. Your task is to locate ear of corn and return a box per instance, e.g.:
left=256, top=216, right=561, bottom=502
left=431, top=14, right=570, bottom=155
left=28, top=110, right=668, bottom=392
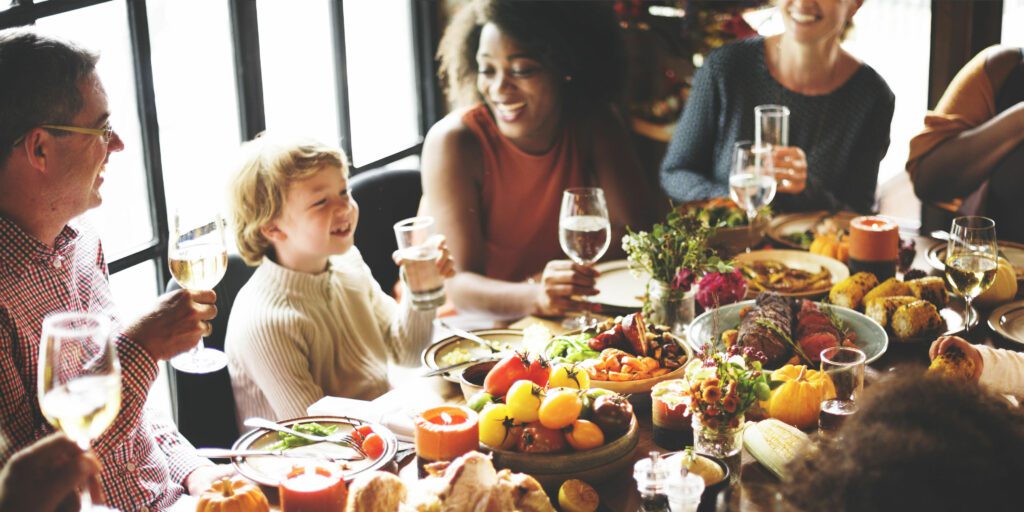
left=742, top=419, right=810, bottom=480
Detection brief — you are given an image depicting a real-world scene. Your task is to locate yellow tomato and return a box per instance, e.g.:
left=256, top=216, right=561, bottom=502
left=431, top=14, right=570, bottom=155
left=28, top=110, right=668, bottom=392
left=478, top=403, right=518, bottom=449
left=538, top=388, right=582, bottom=429
left=505, top=379, right=543, bottom=423
left=565, top=419, right=605, bottom=451
left=549, top=364, right=591, bottom=390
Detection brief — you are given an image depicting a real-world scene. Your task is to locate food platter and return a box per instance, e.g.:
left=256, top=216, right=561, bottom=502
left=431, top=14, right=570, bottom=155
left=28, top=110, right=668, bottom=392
left=591, top=260, right=647, bottom=311
left=767, top=211, right=859, bottom=249
left=734, top=250, right=849, bottom=298
left=422, top=329, right=524, bottom=383
left=988, top=300, right=1024, bottom=346
left=686, top=300, right=888, bottom=367
left=926, top=240, right=1024, bottom=282
left=231, top=415, right=398, bottom=486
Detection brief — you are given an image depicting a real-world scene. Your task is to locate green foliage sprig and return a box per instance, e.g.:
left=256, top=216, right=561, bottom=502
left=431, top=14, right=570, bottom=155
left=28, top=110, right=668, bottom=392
left=622, top=210, right=722, bottom=285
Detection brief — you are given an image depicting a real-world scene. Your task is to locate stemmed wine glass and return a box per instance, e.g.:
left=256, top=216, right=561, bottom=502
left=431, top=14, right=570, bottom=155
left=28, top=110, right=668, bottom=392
left=168, top=209, right=228, bottom=373
left=729, top=141, right=776, bottom=252
left=944, top=216, right=998, bottom=335
left=559, top=187, right=611, bottom=329
left=38, top=312, right=121, bottom=511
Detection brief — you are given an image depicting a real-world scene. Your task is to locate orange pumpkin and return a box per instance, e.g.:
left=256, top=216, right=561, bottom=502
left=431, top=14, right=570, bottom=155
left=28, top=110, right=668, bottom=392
left=196, top=477, right=270, bottom=512
left=762, top=365, right=836, bottom=430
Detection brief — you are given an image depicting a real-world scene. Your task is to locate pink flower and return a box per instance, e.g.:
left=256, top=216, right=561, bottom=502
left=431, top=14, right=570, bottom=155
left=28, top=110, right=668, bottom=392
left=671, top=267, right=695, bottom=292
left=696, top=269, right=748, bottom=309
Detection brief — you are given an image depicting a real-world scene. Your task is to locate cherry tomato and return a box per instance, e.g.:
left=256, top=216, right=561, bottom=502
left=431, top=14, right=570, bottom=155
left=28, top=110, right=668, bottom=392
left=484, top=352, right=532, bottom=397
left=517, top=422, right=567, bottom=453
left=479, top=403, right=520, bottom=450
left=351, top=424, right=374, bottom=444
left=564, top=419, right=605, bottom=451
left=361, top=433, right=385, bottom=459
left=592, top=394, right=633, bottom=438
left=505, top=380, right=544, bottom=423
left=526, top=356, right=551, bottom=387
left=548, top=363, right=590, bottom=390
left=538, top=388, right=582, bottom=429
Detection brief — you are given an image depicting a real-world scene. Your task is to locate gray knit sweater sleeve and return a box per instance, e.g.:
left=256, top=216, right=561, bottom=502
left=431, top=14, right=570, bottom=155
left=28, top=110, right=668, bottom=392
left=660, top=37, right=895, bottom=214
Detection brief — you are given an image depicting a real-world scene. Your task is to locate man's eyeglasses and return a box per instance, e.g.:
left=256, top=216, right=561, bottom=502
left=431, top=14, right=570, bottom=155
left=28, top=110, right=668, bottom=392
left=11, top=123, right=115, bottom=147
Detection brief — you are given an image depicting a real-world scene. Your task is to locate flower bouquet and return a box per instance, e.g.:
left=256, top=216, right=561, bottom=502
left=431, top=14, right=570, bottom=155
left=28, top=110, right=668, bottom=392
left=681, top=344, right=773, bottom=479
left=621, top=210, right=748, bottom=334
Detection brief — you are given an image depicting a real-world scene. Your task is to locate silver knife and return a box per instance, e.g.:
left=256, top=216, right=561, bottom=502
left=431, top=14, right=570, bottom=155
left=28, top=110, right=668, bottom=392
left=196, top=448, right=359, bottom=462
left=420, top=356, right=499, bottom=378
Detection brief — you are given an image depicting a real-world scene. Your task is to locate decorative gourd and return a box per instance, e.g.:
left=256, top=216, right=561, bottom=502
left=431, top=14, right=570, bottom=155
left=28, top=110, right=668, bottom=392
left=975, top=257, right=1018, bottom=307
left=809, top=234, right=849, bottom=263
left=762, top=365, right=836, bottom=430
left=196, top=477, right=269, bottom=512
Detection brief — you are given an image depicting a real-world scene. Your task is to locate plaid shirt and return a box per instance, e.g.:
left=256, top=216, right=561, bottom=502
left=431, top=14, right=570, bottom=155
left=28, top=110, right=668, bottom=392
left=0, top=215, right=210, bottom=511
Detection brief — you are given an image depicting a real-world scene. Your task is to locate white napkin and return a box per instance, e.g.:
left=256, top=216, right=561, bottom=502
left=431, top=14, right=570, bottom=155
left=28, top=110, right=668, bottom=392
left=307, top=390, right=447, bottom=443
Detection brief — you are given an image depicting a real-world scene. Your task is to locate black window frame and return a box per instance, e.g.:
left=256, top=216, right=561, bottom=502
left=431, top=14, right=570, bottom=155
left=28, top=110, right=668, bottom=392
left=1, top=0, right=443, bottom=290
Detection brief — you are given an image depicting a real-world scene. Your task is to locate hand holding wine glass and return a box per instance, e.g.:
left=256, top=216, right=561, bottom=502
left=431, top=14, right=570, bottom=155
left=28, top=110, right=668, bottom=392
left=558, top=187, right=611, bottom=328
left=729, top=141, right=776, bottom=252
left=168, top=209, right=228, bottom=373
left=944, top=216, right=998, bottom=335
left=37, top=312, right=121, bottom=511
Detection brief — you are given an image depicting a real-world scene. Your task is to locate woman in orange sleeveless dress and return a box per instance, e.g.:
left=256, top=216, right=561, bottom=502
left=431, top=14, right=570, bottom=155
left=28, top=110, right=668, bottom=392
left=420, top=0, right=657, bottom=318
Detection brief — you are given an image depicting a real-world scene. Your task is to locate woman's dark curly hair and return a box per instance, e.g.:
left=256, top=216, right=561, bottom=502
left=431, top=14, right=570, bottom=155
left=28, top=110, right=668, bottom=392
left=437, top=0, right=625, bottom=113
left=783, top=374, right=1024, bottom=512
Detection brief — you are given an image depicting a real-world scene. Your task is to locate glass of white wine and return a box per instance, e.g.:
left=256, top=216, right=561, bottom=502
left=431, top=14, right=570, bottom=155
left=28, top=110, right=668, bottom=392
left=729, top=141, right=776, bottom=252
left=558, top=187, right=611, bottom=329
left=37, top=312, right=121, bottom=511
left=944, top=216, right=998, bottom=335
left=168, top=209, right=228, bottom=373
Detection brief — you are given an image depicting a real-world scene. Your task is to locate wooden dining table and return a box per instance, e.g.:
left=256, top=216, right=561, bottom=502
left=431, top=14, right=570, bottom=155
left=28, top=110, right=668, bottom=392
left=317, top=233, right=1023, bottom=511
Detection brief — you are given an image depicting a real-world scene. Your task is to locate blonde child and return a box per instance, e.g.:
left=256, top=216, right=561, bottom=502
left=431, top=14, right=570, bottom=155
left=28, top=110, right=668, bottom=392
left=225, top=134, right=454, bottom=424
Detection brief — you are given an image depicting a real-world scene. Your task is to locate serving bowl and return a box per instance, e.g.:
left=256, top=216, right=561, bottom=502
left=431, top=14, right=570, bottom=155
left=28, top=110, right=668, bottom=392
left=487, top=415, right=639, bottom=489
left=457, top=359, right=498, bottom=401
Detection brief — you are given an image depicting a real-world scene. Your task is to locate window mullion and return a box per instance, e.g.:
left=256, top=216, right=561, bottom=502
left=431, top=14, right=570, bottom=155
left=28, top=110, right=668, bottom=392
left=329, top=0, right=353, bottom=163
left=229, top=0, right=266, bottom=141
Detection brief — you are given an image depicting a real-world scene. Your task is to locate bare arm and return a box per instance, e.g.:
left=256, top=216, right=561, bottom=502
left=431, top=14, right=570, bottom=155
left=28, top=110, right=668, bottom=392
left=420, top=114, right=595, bottom=318
left=914, top=48, right=1024, bottom=202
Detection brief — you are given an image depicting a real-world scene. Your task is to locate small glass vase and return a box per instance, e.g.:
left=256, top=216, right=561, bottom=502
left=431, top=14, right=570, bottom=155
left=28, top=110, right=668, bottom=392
left=646, top=280, right=696, bottom=337
left=693, top=414, right=744, bottom=484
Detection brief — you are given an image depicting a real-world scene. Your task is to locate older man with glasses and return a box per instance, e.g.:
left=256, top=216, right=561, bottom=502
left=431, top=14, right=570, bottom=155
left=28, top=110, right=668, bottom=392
left=0, top=27, right=233, bottom=510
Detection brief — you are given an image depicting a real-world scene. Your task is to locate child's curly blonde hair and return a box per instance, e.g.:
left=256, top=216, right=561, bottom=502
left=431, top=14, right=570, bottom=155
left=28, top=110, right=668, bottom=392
left=229, top=132, right=348, bottom=265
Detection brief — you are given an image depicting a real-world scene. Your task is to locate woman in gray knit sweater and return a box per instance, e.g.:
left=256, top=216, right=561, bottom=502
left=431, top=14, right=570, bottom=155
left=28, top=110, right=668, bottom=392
left=660, top=0, right=894, bottom=213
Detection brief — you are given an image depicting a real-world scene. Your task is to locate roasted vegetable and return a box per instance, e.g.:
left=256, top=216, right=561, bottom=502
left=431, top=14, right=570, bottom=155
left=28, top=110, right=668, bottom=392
left=620, top=313, right=649, bottom=356
left=862, top=278, right=912, bottom=304
left=906, top=276, right=948, bottom=308
left=864, top=295, right=917, bottom=328
left=828, top=272, right=879, bottom=310
left=928, top=346, right=977, bottom=380
left=891, top=300, right=944, bottom=341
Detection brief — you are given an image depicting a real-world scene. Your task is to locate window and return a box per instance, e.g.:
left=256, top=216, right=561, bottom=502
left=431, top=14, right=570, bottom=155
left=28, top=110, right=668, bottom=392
left=258, top=0, right=342, bottom=148
left=343, top=0, right=420, bottom=168
left=149, top=0, right=242, bottom=216
left=1004, top=0, right=1024, bottom=47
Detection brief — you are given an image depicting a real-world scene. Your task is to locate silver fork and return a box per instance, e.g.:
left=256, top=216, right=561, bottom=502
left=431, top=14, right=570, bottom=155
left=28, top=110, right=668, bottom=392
left=244, top=418, right=369, bottom=459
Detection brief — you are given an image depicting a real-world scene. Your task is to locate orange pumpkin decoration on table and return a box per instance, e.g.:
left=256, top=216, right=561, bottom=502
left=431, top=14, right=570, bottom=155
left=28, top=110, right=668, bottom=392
left=762, top=365, right=836, bottom=430
left=196, top=477, right=269, bottom=512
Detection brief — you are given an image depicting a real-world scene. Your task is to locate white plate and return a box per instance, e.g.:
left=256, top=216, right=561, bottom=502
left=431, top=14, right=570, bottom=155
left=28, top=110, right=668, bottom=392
left=231, top=416, right=397, bottom=486
left=591, top=260, right=649, bottom=310
left=926, top=240, right=1024, bottom=281
left=734, top=250, right=850, bottom=298
left=988, top=300, right=1024, bottom=346
left=768, top=211, right=859, bottom=249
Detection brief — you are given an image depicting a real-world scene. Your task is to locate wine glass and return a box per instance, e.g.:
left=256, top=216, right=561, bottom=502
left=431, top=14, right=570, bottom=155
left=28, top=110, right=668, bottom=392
left=944, top=216, right=998, bottom=335
left=37, top=312, right=121, bottom=511
left=558, top=187, right=611, bottom=329
left=168, top=209, right=229, bottom=373
left=729, top=141, right=776, bottom=252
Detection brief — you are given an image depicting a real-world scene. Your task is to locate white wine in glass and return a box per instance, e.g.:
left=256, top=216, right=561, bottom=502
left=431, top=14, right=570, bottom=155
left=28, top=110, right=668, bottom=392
left=38, top=312, right=121, bottom=511
left=729, top=141, right=776, bottom=252
left=559, top=187, right=611, bottom=329
left=944, top=216, right=998, bottom=334
left=168, top=210, right=228, bottom=373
